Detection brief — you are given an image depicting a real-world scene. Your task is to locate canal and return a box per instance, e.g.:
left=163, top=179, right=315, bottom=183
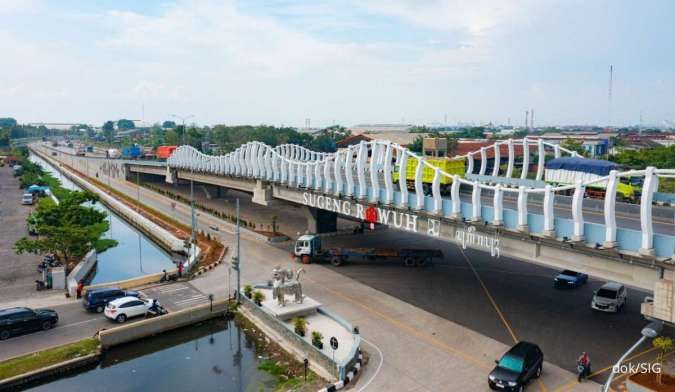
left=29, top=154, right=176, bottom=284
left=25, top=318, right=277, bottom=392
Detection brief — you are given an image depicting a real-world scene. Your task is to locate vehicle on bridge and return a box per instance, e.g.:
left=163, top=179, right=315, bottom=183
left=156, top=145, right=177, bottom=160
left=122, top=145, right=142, bottom=159
left=294, top=234, right=443, bottom=266
left=553, top=269, right=588, bottom=289
left=75, top=146, right=86, bottom=156
left=544, top=157, right=640, bottom=201
left=106, top=148, right=122, bottom=159
left=0, top=307, right=59, bottom=340
left=393, top=155, right=465, bottom=194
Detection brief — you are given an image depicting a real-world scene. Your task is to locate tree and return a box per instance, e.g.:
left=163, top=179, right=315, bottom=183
left=102, top=121, right=115, bottom=143
left=162, top=120, right=177, bottom=129
left=117, top=119, right=135, bottom=130
left=0, top=118, right=17, bottom=127
left=653, top=336, right=673, bottom=385
left=0, top=129, right=9, bottom=147
left=561, top=137, right=587, bottom=157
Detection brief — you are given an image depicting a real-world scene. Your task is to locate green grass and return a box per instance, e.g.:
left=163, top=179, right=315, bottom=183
left=258, top=359, right=318, bottom=391
left=0, top=338, right=100, bottom=381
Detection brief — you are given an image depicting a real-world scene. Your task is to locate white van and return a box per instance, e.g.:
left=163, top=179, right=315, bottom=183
left=22, top=193, right=35, bottom=205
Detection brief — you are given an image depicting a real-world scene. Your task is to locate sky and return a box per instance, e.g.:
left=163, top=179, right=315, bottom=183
left=0, top=0, right=673, bottom=128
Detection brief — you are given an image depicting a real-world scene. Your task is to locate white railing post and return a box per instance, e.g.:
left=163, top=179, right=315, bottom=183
left=272, top=154, right=280, bottom=182
left=357, top=142, right=367, bottom=200
left=451, top=175, right=461, bottom=219
left=517, top=186, right=529, bottom=232
left=296, top=162, right=303, bottom=188
left=399, top=149, right=409, bottom=208
left=314, top=162, right=321, bottom=190
left=471, top=181, right=482, bottom=221
left=479, top=147, right=487, bottom=175
left=521, top=138, right=529, bottom=180
left=305, top=163, right=312, bottom=188
left=536, top=139, right=545, bottom=181
left=370, top=143, right=380, bottom=203
left=543, top=185, right=555, bottom=237
left=289, top=161, right=296, bottom=186
left=603, top=170, right=618, bottom=248
left=414, top=158, right=424, bottom=210
left=554, top=144, right=561, bottom=159
left=344, top=147, right=354, bottom=196
left=466, top=153, right=474, bottom=175
left=334, top=150, right=343, bottom=196
left=432, top=167, right=441, bottom=214
left=492, top=143, right=500, bottom=177
left=323, top=156, right=332, bottom=193
left=383, top=143, right=393, bottom=205
left=572, top=179, right=585, bottom=242
left=506, top=139, right=514, bottom=178
left=493, top=184, right=503, bottom=226
left=639, top=167, right=658, bottom=256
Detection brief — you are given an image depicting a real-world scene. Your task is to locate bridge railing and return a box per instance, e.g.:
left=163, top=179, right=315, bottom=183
left=167, top=140, right=674, bottom=259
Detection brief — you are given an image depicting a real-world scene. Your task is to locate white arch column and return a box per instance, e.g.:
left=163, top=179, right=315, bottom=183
left=506, top=139, right=515, bottom=178
left=414, top=158, right=424, bottom=210
left=603, top=170, right=618, bottom=248
left=450, top=175, right=461, bottom=219
left=305, top=163, right=312, bottom=188
left=296, top=162, right=303, bottom=188
left=543, top=185, right=555, bottom=237
left=333, top=150, right=343, bottom=196
left=517, top=186, right=528, bottom=232
left=554, top=144, right=561, bottom=159
left=492, top=143, right=500, bottom=176
left=521, top=138, right=529, bottom=180
left=369, top=143, right=380, bottom=203
left=344, top=147, right=354, bottom=197
left=639, top=167, right=658, bottom=256
left=471, top=181, right=482, bottom=221
left=357, top=142, right=367, bottom=200
left=432, top=167, right=441, bottom=214
left=493, top=184, right=503, bottom=226
left=572, top=180, right=585, bottom=242
left=479, top=147, right=487, bottom=175
left=466, top=153, right=474, bottom=175
left=536, top=139, right=545, bottom=181
left=383, top=143, right=394, bottom=205
left=398, top=149, right=409, bottom=208
left=323, top=157, right=332, bottom=193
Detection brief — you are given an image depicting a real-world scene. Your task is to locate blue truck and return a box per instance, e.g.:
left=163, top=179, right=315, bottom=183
left=122, top=145, right=142, bottom=159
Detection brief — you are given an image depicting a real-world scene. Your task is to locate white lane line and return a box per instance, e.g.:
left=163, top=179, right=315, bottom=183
left=356, top=337, right=384, bottom=392
left=174, top=295, right=207, bottom=304
left=2, top=317, right=106, bottom=343
left=153, top=286, right=190, bottom=293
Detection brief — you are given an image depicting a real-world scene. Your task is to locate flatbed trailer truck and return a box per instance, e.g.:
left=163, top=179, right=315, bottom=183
left=294, top=234, right=443, bottom=267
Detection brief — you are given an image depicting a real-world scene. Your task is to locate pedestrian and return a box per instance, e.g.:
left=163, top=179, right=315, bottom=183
left=177, top=262, right=184, bottom=278
left=76, top=279, right=85, bottom=299
left=161, top=269, right=167, bottom=282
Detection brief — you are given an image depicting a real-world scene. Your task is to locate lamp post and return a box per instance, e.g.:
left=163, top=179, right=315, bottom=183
left=602, top=321, right=663, bottom=392
left=171, top=114, right=194, bottom=146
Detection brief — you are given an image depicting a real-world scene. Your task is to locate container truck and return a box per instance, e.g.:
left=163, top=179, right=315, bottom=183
left=156, top=145, right=177, bottom=160
left=121, top=145, right=142, bottom=159
left=293, top=234, right=443, bottom=267
left=544, top=157, right=639, bottom=201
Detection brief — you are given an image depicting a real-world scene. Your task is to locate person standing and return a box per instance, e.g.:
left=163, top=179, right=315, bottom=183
left=177, top=262, right=184, bottom=278
left=76, top=279, right=85, bottom=299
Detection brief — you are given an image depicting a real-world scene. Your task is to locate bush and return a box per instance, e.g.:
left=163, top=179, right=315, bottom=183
left=252, top=290, right=265, bottom=305
left=311, top=331, right=323, bottom=349
left=293, top=317, right=307, bottom=337
left=243, top=284, right=253, bottom=298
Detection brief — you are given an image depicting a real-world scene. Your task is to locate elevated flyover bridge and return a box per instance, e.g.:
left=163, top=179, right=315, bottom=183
left=31, top=140, right=675, bottom=322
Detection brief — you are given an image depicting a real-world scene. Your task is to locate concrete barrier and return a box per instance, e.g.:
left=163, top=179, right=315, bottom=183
left=67, top=249, right=97, bottom=297
left=0, top=352, right=100, bottom=390
left=98, top=299, right=229, bottom=349
left=82, top=268, right=178, bottom=295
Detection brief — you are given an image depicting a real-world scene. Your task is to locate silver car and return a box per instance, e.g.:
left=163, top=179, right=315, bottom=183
left=591, top=282, right=627, bottom=313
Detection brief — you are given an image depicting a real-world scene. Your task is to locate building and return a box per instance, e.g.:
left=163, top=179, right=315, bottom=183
left=336, top=131, right=425, bottom=149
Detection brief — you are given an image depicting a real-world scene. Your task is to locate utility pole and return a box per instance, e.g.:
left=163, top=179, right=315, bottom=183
left=171, top=114, right=194, bottom=146
left=232, top=198, right=241, bottom=303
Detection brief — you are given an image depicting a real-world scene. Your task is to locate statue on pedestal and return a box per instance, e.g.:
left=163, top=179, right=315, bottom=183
left=271, top=266, right=304, bottom=307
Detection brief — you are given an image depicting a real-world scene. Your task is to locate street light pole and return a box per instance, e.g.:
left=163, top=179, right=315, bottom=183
left=233, top=198, right=241, bottom=303
left=602, top=321, right=663, bottom=392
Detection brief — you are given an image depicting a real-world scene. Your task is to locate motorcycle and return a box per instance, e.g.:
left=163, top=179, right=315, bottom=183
left=37, top=255, right=61, bottom=273
left=146, top=304, right=168, bottom=318
left=577, top=362, right=590, bottom=382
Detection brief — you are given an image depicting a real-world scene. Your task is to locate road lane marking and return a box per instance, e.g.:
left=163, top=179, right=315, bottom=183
left=2, top=317, right=106, bottom=343
left=356, top=337, right=384, bottom=392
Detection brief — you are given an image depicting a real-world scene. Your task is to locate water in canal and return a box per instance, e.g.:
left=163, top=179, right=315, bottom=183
left=29, top=154, right=176, bottom=284
left=25, top=318, right=277, bottom=392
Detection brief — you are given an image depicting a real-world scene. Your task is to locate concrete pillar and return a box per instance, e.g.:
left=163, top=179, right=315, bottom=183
left=493, top=184, right=503, bottom=226
left=543, top=185, right=555, bottom=237
left=398, top=148, right=409, bottom=208
left=572, top=180, right=585, bottom=242
left=536, top=139, right=545, bottom=181
left=639, top=166, right=658, bottom=256
left=252, top=180, right=272, bottom=206
left=603, top=170, right=618, bottom=248
left=492, top=143, right=500, bottom=176
left=303, top=206, right=337, bottom=234
left=520, top=138, right=529, bottom=180
left=479, top=147, right=487, bottom=175
left=506, top=139, right=514, bottom=178
left=451, top=175, right=461, bottom=219
left=517, top=186, right=529, bottom=232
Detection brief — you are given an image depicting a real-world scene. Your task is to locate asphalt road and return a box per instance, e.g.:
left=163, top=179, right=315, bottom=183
left=305, top=228, right=672, bottom=384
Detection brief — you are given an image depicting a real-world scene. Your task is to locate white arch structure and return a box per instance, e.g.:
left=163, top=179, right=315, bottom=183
left=168, top=139, right=675, bottom=257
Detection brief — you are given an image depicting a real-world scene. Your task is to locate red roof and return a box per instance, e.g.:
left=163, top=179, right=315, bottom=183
left=454, top=141, right=537, bottom=159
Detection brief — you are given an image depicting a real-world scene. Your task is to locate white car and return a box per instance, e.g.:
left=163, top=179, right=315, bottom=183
left=104, top=296, right=152, bottom=323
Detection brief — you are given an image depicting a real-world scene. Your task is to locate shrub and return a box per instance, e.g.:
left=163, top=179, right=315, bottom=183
left=252, top=290, right=265, bottom=305
left=311, top=331, right=323, bottom=349
left=293, top=317, right=307, bottom=337
left=243, top=284, right=253, bottom=298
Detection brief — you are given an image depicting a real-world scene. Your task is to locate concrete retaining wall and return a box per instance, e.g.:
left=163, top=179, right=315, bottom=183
left=0, top=352, right=100, bottom=391
left=82, top=268, right=177, bottom=295
left=98, top=299, right=229, bottom=349
left=239, top=294, right=339, bottom=381
left=31, top=147, right=186, bottom=255
left=67, top=249, right=97, bottom=296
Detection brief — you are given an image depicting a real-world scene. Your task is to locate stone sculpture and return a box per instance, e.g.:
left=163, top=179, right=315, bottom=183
left=271, top=266, right=304, bottom=307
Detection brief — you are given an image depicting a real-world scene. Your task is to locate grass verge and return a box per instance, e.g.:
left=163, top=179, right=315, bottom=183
left=0, top=338, right=99, bottom=381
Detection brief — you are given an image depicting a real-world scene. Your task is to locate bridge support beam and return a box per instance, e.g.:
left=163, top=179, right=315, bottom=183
left=303, top=206, right=337, bottom=234
left=252, top=180, right=272, bottom=206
